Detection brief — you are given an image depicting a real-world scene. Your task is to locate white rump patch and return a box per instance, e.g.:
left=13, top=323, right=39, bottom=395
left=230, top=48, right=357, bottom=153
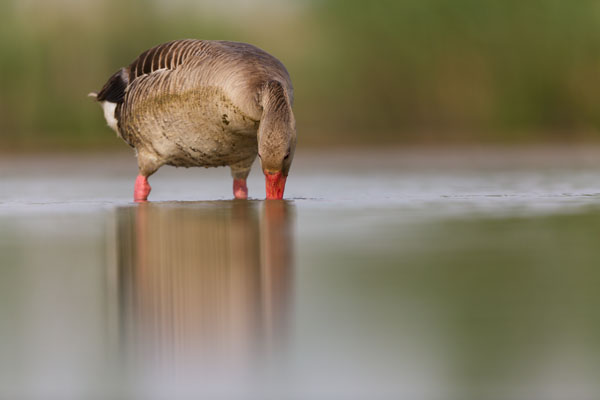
left=101, top=101, right=119, bottom=133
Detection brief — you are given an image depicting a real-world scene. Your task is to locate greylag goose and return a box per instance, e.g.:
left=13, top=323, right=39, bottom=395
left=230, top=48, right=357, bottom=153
left=90, top=39, right=296, bottom=201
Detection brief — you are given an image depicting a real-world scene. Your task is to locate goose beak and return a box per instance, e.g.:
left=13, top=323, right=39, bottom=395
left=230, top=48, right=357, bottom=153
left=264, top=171, right=287, bottom=199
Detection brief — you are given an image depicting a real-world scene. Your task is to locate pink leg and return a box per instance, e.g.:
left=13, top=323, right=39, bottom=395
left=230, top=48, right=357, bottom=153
left=233, top=178, right=248, bottom=199
left=134, top=174, right=151, bottom=202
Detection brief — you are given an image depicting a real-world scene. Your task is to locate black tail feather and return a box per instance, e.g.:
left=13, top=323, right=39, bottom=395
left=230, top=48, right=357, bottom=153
left=96, top=68, right=129, bottom=103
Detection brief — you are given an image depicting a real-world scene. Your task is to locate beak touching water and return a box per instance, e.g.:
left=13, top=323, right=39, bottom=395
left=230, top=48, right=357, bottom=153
left=264, top=171, right=287, bottom=199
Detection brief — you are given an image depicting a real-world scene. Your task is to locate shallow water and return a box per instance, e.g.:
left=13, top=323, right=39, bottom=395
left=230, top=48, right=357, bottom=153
left=1, top=149, right=600, bottom=399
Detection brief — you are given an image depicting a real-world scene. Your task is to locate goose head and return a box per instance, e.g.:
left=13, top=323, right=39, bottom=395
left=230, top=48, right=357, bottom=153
left=258, top=114, right=296, bottom=200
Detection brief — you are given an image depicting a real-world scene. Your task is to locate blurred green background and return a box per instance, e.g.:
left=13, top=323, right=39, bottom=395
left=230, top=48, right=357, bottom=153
left=2, top=0, right=600, bottom=150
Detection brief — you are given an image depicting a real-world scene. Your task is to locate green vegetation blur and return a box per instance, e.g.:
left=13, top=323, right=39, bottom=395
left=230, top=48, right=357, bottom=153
left=1, top=0, right=600, bottom=149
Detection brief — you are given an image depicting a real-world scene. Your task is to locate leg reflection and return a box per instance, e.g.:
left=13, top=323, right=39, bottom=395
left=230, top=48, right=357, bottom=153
left=110, top=201, right=294, bottom=382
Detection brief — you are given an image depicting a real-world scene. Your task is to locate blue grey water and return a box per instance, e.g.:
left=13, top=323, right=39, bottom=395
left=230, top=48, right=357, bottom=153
left=1, top=148, right=600, bottom=399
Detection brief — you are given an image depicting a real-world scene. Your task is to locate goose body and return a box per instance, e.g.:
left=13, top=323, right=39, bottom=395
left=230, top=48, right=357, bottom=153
left=92, top=39, right=296, bottom=201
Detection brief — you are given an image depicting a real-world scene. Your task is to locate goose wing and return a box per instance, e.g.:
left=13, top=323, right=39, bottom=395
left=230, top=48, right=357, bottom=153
left=96, top=39, right=204, bottom=104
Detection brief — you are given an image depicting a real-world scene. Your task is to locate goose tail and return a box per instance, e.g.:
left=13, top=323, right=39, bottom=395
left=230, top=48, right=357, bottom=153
left=96, top=68, right=129, bottom=103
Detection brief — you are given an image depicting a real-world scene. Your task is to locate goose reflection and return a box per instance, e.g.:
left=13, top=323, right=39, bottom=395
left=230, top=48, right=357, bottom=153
left=109, top=200, right=294, bottom=380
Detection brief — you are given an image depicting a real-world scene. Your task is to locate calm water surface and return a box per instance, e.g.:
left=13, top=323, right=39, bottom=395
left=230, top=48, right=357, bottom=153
left=1, top=149, right=600, bottom=399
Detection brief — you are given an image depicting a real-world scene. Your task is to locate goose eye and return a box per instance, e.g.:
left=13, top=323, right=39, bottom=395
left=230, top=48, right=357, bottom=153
left=283, top=151, right=290, bottom=160
left=258, top=153, right=262, bottom=159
